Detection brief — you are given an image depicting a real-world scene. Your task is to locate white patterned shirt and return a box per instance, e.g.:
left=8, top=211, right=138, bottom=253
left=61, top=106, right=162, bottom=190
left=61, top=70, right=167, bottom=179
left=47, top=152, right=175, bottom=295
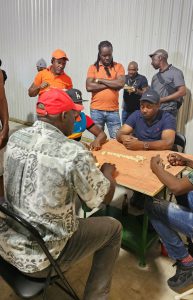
left=0, top=121, right=110, bottom=273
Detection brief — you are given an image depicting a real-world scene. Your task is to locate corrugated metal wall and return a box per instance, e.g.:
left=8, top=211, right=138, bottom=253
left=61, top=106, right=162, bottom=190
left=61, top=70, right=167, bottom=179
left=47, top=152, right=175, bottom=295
left=0, top=0, right=193, bottom=152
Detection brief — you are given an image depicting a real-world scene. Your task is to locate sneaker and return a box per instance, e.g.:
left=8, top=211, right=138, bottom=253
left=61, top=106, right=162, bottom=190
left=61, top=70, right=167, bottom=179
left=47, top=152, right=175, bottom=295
left=167, top=261, right=193, bottom=293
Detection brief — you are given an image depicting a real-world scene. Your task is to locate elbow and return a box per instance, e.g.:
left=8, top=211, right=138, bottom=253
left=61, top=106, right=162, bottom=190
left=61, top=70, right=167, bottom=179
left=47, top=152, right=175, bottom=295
left=86, top=87, right=92, bottom=92
left=170, top=184, right=183, bottom=196
left=182, top=90, right=186, bottom=97
left=116, top=132, right=122, bottom=143
left=86, top=84, right=92, bottom=92
left=161, top=139, right=175, bottom=150
left=166, top=142, right=174, bottom=150
left=28, top=89, right=33, bottom=97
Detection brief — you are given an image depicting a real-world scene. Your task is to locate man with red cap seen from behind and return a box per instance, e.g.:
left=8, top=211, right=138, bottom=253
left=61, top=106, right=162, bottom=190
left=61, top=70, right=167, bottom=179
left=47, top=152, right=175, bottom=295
left=28, top=49, right=73, bottom=97
left=1, top=88, right=122, bottom=300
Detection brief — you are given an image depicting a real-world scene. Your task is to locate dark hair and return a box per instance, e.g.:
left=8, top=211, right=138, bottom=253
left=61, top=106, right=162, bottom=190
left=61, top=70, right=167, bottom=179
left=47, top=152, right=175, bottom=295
left=94, top=41, right=114, bottom=76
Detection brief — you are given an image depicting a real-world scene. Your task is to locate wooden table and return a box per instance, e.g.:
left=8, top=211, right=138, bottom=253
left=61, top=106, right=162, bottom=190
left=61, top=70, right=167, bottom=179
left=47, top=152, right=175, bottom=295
left=93, top=139, right=185, bottom=196
left=92, top=140, right=187, bottom=266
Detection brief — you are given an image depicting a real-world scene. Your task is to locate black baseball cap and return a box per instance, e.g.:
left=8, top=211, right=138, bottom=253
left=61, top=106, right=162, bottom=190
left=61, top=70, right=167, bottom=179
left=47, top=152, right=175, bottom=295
left=140, top=89, right=160, bottom=104
left=66, top=89, right=88, bottom=104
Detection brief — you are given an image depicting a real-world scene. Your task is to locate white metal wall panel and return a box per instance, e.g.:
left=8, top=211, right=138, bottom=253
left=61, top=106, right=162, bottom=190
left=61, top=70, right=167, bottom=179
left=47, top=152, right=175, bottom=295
left=0, top=0, right=193, bottom=152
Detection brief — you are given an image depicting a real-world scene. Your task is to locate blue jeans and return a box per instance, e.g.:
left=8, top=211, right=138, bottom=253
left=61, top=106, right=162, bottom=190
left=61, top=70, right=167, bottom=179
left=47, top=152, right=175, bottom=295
left=145, top=195, right=193, bottom=260
left=121, top=110, right=133, bottom=124
left=90, top=109, right=121, bottom=139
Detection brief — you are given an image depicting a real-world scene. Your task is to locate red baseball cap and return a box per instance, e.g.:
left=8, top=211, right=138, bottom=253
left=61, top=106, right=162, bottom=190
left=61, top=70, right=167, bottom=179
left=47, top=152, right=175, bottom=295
left=37, top=89, right=83, bottom=116
left=52, top=49, right=69, bottom=60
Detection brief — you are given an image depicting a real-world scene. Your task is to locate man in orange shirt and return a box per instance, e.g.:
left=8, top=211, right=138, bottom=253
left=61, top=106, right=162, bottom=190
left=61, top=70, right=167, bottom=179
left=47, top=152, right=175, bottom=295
left=86, top=41, right=125, bottom=138
left=28, top=49, right=73, bottom=97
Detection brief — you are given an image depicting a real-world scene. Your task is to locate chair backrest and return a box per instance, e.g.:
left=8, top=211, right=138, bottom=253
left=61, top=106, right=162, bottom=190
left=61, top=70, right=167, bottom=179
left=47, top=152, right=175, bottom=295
left=174, top=132, right=186, bottom=153
left=0, top=204, right=79, bottom=300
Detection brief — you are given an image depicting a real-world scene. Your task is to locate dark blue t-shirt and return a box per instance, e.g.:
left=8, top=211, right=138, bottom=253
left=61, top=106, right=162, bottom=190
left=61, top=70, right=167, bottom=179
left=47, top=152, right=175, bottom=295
left=123, top=73, right=148, bottom=112
left=125, top=110, right=176, bottom=141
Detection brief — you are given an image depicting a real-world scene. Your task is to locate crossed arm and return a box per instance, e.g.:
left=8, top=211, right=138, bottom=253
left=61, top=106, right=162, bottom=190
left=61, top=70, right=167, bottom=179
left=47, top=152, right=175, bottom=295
left=86, top=75, right=125, bottom=93
left=116, top=124, right=175, bottom=151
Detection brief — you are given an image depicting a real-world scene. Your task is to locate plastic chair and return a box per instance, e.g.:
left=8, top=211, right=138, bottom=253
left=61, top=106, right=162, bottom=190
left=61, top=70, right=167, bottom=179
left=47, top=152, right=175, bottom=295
left=173, top=132, right=186, bottom=153
left=0, top=204, right=80, bottom=300
left=168, top=132, right=186, bottom=201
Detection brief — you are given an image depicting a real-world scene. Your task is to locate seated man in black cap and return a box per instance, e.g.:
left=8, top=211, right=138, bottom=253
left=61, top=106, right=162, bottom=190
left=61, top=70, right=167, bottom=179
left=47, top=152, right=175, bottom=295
left=116, top=88, right=176, bottom=208
left=67, top=88, right=107, bottom=150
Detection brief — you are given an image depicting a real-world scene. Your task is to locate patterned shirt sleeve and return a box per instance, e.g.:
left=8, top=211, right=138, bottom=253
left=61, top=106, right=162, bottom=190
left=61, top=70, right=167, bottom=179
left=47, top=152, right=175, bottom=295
left=71, top=147, right=110, bottom=209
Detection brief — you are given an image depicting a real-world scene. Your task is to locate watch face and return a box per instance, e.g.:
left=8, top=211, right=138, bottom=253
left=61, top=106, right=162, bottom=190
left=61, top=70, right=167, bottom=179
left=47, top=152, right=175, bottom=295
left=144, top=142, right=149, bottom=150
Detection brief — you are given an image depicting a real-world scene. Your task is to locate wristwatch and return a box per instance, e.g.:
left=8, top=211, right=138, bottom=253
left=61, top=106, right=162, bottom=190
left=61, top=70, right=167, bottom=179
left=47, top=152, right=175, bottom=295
left=143, top=142, right=149, bottom=150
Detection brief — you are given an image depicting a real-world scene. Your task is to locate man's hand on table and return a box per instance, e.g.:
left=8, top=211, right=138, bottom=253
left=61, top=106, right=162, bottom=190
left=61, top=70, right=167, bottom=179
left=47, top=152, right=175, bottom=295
left=150, top=155, right=164, bottom=173
left=90, top=140, right=101, bottom=151
left=167, top=153, right=187, bottom=166
left=100, top=163, right=116, bottom=178
left=122, top=136, right=143, bottom=150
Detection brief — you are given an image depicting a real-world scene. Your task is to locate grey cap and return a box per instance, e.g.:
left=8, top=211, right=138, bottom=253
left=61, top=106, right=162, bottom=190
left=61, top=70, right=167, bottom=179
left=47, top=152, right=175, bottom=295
left=149, top=49, right=168, bottom=59
left=36, top=58, right=47, bottom=68
left=140, top=89, right=160, bottom=104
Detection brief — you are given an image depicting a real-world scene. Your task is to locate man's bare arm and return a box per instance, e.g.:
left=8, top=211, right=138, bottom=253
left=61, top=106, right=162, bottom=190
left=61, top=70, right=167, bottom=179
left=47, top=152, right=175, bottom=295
left=86, top=78, right=108, bottom=93
left=0, top=70, right=9, bottom=149
left=151, top=155, right=193, bottom=196
left=160, top=85, right=186, bottom=103
left=116, top=124, right=134, bottom=143
left=98, top=75, right=125, bottom=90
left=28, top=82, right=49, bottom=97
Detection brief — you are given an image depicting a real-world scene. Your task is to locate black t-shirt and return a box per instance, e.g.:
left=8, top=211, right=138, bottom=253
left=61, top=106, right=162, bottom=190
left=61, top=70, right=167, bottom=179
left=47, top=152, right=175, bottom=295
left=123, top=73, right=148, bottom=112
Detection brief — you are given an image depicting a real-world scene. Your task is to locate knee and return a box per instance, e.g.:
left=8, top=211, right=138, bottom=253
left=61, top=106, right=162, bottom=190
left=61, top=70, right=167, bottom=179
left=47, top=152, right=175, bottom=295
left=144, top=197, right=155, bottom=216
left=107, top=217, right=122, bottom=237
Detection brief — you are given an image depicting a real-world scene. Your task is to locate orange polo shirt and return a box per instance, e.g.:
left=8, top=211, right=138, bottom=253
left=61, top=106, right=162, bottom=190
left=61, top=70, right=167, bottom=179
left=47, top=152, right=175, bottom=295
left=34, top=66, right=73, bottom=94
left=87, top=62, right=125, bottom=111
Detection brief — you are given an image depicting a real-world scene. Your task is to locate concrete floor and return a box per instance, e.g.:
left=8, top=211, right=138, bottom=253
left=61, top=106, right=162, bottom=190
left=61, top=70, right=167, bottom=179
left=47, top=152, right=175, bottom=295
left=1, top=122, right=192, bottom=300
left=0, top=245, right=180, bottom=300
